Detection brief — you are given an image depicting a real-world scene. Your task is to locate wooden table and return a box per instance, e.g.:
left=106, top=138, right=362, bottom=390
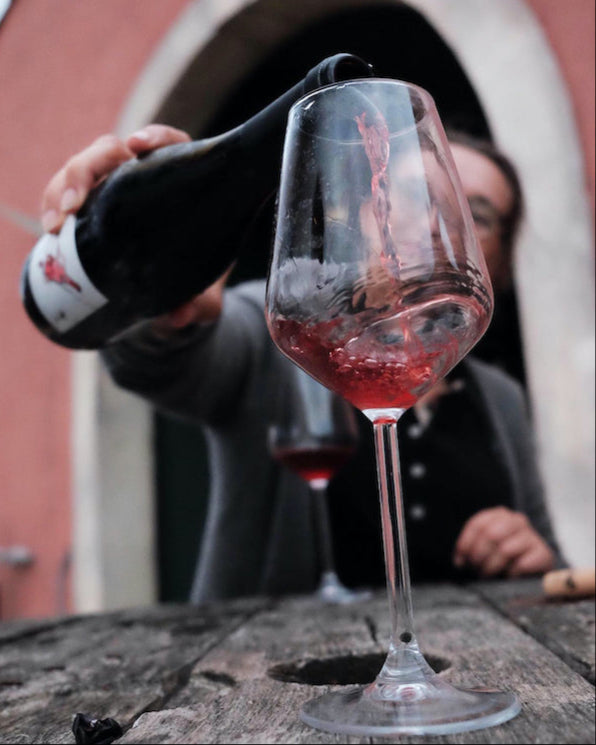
left=0, top=578, right=594, bottom=744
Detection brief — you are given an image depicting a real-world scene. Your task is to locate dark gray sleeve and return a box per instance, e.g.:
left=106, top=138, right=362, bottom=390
left=469, top=359, right=567, bottom=567
left=506, top=389, right=567, bottom=567
left=100, top=282, right=268, bottom=426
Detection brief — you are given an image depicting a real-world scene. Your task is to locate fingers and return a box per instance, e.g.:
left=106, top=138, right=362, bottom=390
left=162, top=297, right=210, bottom=330
left=454, top=507, right=526, bottom=567
left=153, top=266, right=232, bottom=334
left=126, top=124, right=191, bottom=154
left=478, top=529, right=535, bottom=577
left=153, top=292, right=220, bottom=334
left=508, top=541, right=555, bottom=578
left=454, top=506, right=555, bottom=578
left=40, top=125, right=192, bottom=235
left=41, top=134, right=135, bottom=233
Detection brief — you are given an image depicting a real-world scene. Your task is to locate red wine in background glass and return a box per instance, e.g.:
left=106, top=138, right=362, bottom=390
left=267, top=363, right=369, bottom=605
left=270, top=442, right=357, bottom=483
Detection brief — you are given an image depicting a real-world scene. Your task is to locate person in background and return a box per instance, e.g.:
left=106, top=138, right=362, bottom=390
left=447, top=130, right=527, bottom=387
left=39, top=124, right=562, bottom=602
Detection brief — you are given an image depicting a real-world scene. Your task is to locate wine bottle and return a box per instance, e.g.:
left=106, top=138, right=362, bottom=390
left=21, top=53, right=374, bottom=349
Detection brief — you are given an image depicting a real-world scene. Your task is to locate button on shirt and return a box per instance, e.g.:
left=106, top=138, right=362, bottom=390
left=327, top=362, right=514, bottom=587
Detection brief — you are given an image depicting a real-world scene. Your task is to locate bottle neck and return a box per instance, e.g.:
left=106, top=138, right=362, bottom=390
left=224, top=53, right=374, bottom=150
left=80, top=54, right=374, bottom=213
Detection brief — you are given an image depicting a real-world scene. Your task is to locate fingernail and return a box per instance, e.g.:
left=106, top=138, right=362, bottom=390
left=60, top=187, right=81, bottom=212
left=41, top=209, right=60, bottom=233
left=130, top=129, right=151, bottom=141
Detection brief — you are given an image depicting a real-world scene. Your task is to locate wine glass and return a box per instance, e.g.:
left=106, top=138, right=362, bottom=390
left=265, top=79, right=521, bottom=735
left=268, top=363, right=371, bottom=604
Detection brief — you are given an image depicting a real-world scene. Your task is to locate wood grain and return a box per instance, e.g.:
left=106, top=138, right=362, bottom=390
left=0, top=584, right=593, bottom=744
left=0, top=600, right=267, bottom=744
left=121, top=586, right=595, bottom=744
left=471, top=578, right=596, bottom=684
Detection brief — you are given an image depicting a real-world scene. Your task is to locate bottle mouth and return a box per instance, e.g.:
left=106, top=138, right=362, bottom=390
left=307, top=53, right=374, bottom=89
left=330, top=53, right=375, bottom=84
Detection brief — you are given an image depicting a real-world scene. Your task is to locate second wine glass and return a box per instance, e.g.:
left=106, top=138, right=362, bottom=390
left=268, top=364, right=370, bottom=603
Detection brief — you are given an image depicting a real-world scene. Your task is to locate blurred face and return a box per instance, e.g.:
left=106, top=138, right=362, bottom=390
left=449, top=144, right=515, bottom=291
left=359, top=146, right=466, bottom=268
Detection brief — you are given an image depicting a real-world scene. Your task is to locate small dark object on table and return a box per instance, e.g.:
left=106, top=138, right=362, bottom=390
left=72, top=713, right=123, bottom=745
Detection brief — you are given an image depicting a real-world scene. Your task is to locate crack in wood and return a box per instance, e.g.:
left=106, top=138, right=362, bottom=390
left=200, top=670, right=237, bottom=687
left=120, top=604, right=266, bottom=735
left=364, top=615, right=378, bottom=644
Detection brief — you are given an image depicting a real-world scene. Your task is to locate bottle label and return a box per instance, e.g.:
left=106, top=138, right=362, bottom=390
left=27, top=215, right=108, bottom=332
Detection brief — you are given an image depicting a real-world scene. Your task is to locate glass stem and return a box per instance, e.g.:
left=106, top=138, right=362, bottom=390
left=373, top=417, right=416, bottom=662
left=309, top=481, right=336, bottom=575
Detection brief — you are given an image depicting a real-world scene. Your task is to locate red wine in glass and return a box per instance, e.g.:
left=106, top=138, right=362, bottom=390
left=271, top=442, right=357, bottom=484
left=271, top=296, right=482, bottom=413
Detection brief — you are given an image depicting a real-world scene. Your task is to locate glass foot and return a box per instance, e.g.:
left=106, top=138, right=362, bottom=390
left=301, top=647, right=520, bottom=736
left=315, top=572, right=373, bottom=605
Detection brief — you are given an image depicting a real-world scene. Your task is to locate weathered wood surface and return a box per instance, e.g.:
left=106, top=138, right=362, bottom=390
left=472, top=577, right=596, bottom=684
left=0, top=599, right=268, bottom=744
left=0, top=583, right=593, bottom=745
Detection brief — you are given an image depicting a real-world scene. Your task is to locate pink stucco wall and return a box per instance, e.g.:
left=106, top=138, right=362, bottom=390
left=0, top=0, right=593, bottom=619
left=0, top=0, right=188, bottom=619
left=526, top=0, right=595, bottom=216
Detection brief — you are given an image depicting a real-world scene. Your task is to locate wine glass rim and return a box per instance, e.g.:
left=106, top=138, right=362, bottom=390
left=291, top=77, right=436, bottom=142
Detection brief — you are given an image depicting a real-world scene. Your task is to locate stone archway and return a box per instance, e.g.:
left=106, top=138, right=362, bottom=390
left=72, top=0, right=594, bottom=611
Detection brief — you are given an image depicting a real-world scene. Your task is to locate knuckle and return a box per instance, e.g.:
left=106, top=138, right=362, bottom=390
left=41, top=174, right=64, bottom=206
left=61, top=159, right=80, bottom=182
left=148, top=123, right=190, bottom=143
left=501, top=542, right=521, bottom=560
left=470, top=543, right=489, bottom=563
left=485, top=523, right=505, bottom=541
left=62, top=153, right=91, bottom=182
left=536, top=542, right=553, bottom=561
left=93, top=133, right=124, bottom=151
left=142, top=123, right=166, bottom=135
left=477, top=524, right=493, bottom=542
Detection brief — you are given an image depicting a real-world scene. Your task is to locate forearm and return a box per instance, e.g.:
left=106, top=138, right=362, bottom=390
left=101, top=320, right=216, bottom=419
left=101, top=284, right=268, bottom=425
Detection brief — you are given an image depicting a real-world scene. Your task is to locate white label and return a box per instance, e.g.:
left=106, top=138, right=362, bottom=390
left=27, top=215, right=108, bottom=332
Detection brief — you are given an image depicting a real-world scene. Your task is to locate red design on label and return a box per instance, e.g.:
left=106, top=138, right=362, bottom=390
left=40, top=253, right=82, bottom=292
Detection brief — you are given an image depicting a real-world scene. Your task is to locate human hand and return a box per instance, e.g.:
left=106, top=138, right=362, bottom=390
left=40, top=124, right=191, bottom=234
left=39, top=124, right=228, bottom=329
left=151, top=267, right=232, bottom=332
left=453, top=506, right=555, bottom=578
